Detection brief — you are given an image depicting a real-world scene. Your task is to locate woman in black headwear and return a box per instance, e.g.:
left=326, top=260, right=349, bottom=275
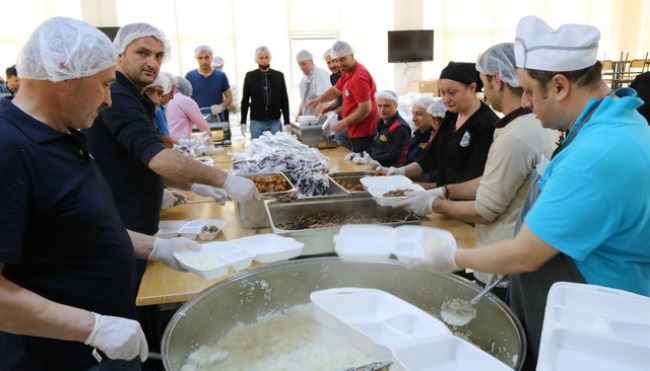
left=379, top=62, right=498, bottom=187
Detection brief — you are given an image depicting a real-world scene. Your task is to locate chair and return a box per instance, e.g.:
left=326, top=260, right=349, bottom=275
left=601, top=60, right=615, bottom=87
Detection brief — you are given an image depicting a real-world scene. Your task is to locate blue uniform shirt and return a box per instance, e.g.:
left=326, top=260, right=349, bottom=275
left=185, top=69, right=230, bottom=108
left=0, top=98, right=136, bottom=369
left=525, top=88, right=650, bottom=296
left=155, top=105, right=169, bottom=135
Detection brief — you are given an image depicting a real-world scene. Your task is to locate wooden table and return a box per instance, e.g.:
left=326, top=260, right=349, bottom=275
left=136, top=140, right=475, bottom=306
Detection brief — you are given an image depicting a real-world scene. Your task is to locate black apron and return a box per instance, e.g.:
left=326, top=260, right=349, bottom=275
left=510, top=98, right=604, bottom=370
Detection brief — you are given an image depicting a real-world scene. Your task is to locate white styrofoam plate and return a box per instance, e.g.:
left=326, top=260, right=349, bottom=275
left=334, top=224, right=395, bottom=262
left=359, top=175, right=413, bottom=190
left=230, top=234, right=304, bottom=263
left=173, top=248, right=229, bottom=280
left=310, top=288, right=451, bottom=359
left=155, top=220, right=188, bottom=238
left=202, top=241, right=254, bottom=271
left=391, top=336, right=512, bottom=371
left=393, top=226, right=457, bottom=265
left=367, top=184, right=426, bottom=207
left=178, top=219, right=226, bottom=240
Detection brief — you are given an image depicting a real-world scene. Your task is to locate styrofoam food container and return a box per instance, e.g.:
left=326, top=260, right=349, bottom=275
left=230, top=234, right=304, bottom=263
left=360, top=175, right=413, bottom=190
left=334, top=225, right=395, bottom=262
left=367, top=183, right=425, bottom=207
left=155, top=220, right=188, bottom=238
left=393, top=226, right=456, bottom=265
left=391, top=336, right=512, bottom=371
left=310, top=288, right=450, bottom=359
left=202, top=241, right=254, bottom=271
left=536, top=329, right=650, bottom=371
left=173, top=248, right=229, bottom=280
left=178, top=219, right=225, bottom=240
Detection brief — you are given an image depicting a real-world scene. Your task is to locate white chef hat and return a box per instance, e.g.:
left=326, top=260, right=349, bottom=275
left=514, top=16, right=600, bottom=71
left=375, top=90, right=398, bottom=103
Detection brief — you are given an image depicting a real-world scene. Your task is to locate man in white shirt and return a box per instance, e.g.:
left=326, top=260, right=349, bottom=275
left=295, top=49, right=332, bottom=117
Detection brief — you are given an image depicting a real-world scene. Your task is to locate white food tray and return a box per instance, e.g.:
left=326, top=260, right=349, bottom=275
left=335, top=224, right=456, bottom=264
left=360, top=175, right=413, bottom=190
left=155, top=220, right=188, bottom=238
left=178, top=219, right=226, bottom=240
left=173, top=248, right=229, bottom=280
left=367, top=184, right=425, bottom=207
left=537, top=282, right=650, bottom=371
left=391, top=337, right=512, bottom=371
left=310, top=288, right=451, bottom=359
left=230, top=234, right=304, bottom=264
left=201, top=241, right=254, bottom=272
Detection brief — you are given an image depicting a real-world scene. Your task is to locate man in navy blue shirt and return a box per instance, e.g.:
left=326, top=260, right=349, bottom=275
left=185, top=45, right=232, bottom=122
left=0, top=17, right=199, bottom=371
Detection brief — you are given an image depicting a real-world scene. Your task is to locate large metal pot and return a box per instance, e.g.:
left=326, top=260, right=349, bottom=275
left=161, top=258, right=526, bottom=370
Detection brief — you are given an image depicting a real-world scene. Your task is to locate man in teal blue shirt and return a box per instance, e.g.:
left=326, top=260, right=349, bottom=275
left=405, top=16, right=650, bottom=369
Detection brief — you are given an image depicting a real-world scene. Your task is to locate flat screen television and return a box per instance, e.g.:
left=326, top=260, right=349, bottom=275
left=388, top=30, right=434, bottom=63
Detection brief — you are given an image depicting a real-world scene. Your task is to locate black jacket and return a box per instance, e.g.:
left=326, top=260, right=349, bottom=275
left=371, top=113, right=411, bottom=166
left=241, top=68, right=290, bottom=125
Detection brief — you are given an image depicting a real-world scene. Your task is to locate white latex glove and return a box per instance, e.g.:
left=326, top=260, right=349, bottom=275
left=223, top=173, right=259, bottom=202
left=190, top=184, right=228, bottom=205
left=84, top=312, right=148, bottom=361
left=392, top=190, right=441, bottom=215
left=408, top=236, right=459, bottom=275
left=210, top=104, right=225, bottom=115
left=375, top=165, right=388, bottom=175
left=362, top=152, right=381, bottom=167
left=344, top=152, right=360, bottom=162
left=431, top=186, right=446, bottom=199
left=386, top=166, right=406, bottom=176
left=240, top=123, right=248, bottom=137
left=149, top=237, right=201, bottom=270
left=351, top=154, right=369, bottom=165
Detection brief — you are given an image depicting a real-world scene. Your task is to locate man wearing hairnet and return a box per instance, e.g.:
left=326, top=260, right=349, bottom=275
left=295, top=49, right=331, bottom=118
left=405, top=17, right=650, bottom=368
left=83, top=22, right=257, bottom=303
left=395, top=42, right=555, bottom=289
left=307, top=41, right=379, bottom=153
left=0, top=17, right=196, bottom=370
left=185, top=45, right=232, bottom=123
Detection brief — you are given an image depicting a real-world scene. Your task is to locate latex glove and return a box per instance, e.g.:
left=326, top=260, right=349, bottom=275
left=149, top=237, right=201, bottom=270
left=386, top=166, right=406, bottom=176
left=351, top=153, right=369, bottom=165
left=210, top=104, right=225, bottom=115
left=190, top=184, right=228, bottom=205
left=223, top=173, right=259, bottom=202
left=240, top=123, right=248, bottom=137
left=344, top=152, right=360, bottom=162
left=161, top=188, right=186, bottom=209
left=84, top=312, right=148, bottom=361
left=392, top=189, right=441, bottom=215
left=361, top=152, right=381, bottom=168
left=408, top=235, right=459, bottom=275
left=374, top=165, right=388, bottom=175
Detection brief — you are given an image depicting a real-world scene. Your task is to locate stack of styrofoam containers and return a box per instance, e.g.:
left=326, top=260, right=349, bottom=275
left=173, top=234, right=304, bottom=280
left=360, top=175, right=425, bottom=207
left=334, top=224, right=456, bottom=265
left=537, top=282, right=650, bottom=371
left=310, top=288, right=511, bottom=371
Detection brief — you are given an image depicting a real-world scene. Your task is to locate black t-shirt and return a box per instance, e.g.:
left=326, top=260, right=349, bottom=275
left=630, top=71, right=650, bottom=125
left=417, top=101, right=498, bottom=185
left=0, top=99, right=136, bottom=370
left=84, top=71, right=166, bottom=235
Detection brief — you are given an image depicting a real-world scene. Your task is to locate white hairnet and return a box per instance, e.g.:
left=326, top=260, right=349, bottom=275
left=296, top=50, right=313, bottom=62
left=255, top=45, right=271, bottom=61
left=162, top=71, right=176, bottom=91
left=331, top=41, right=354, bottom=59
left=147, top=73, right=171, bottom=95
left=323, top=48, right=333, bottom=59
left=176, top=76, right=193, bottom=96
left=113, top=23, right=171, bottom=62
left=411, top=94, right=436, bottom=110
left=375, top=90, right=398, bottom=103
left=17, top=17, right=116, bottom=82
left=426, top=98, right=447, bottom=118
left=212, top=56, right=224, bottom=67
left=476, top=42, right=519, bottom=88
left=195, top=44, right=213, bottom=57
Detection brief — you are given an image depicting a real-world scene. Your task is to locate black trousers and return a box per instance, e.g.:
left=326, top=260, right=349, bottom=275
left=350, top=136, right=374, bottom=154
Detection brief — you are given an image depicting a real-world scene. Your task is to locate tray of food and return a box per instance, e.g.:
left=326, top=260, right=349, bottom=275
left=244, top=172, right=295, bottom=196
left=328, top=171, right=376, bottom=194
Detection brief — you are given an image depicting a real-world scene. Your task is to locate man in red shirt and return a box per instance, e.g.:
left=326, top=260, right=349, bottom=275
left=307, top=41, right=379, bottom=153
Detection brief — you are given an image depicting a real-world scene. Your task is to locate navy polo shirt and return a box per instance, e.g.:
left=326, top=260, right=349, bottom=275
left=185, top=69, right=230, bottom=108
left=84, top=71, right=166, bottom=235
left=0, top=98, right=136, bottom=370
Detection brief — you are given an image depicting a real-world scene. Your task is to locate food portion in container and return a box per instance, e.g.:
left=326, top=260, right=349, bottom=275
left=337, top=180, right=365, bottom=192
left=382, top=188, right=410, bottom=197
left=275, top=210, right=422, bottom=230
left=249, top=173, right=290, bottom=193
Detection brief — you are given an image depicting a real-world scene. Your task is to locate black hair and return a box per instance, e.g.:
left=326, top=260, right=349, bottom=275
left=526, top=61, right=603, bottom=91
left=6, top=65, right=17, bottom=78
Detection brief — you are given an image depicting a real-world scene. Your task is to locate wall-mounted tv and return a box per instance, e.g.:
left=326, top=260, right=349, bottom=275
left=388, top=30, right=434, bottom=63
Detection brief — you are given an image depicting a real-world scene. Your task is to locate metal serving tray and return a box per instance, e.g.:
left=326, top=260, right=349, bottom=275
left=236, top=172, right=295, bottom=229
left=264, top=194, right=427, bottom=255
left=328, top=171, right=375, bottom=194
